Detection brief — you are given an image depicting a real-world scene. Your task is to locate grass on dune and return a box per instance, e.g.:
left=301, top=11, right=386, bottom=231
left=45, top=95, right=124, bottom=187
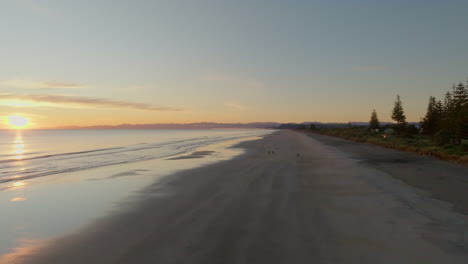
left=303, top=127, right=468, bottom=165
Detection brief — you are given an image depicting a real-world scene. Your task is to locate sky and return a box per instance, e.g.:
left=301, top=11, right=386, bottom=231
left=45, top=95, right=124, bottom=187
left=1, top=0, right=468, bottom=128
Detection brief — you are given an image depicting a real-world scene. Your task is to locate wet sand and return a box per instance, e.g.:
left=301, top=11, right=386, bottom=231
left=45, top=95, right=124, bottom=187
left=167, top=151, right=217, bottom=160
left=3, top=130, right=468, bottom=264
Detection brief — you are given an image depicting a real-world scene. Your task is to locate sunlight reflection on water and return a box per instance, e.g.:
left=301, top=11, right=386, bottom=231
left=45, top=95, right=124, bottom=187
left=13, top=134, right=25, bottom=161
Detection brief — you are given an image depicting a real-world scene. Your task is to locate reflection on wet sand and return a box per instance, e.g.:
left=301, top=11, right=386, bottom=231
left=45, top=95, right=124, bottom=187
left=12, top=182, right=26, bottom=188
left=0, top=239, right=43, bottom=264
left=0, top=179, right=27, bottom=191
left=8, top=181, right=27, bottom=203
left=9, top=197, right=26, bottom=202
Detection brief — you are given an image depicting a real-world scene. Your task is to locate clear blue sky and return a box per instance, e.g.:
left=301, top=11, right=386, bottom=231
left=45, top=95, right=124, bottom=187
left=1, top=0, right=467, bottom=127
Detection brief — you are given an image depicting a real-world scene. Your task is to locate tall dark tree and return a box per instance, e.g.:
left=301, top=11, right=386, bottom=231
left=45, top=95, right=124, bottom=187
left=444, top=90, right=453, bottom=111
left=435, top=99, right=443, bottom=115
left=369, top=109, right=380, bottom=131
left=391, top=95, right=407, bottom=135
left=452, top=82, right=468, bottom=144
left=435, top=99, right=444, bottom=132
left=421, top=78, right=468, bottom=145
left=438, top=90, right=457, bottom=144
left=463, top=80, right=468, bottom=141
left=453, top=82, right=468, bottom=106
left=421, top=96, right=439, bottom=136
left=461, top=102, right=468, bottom=141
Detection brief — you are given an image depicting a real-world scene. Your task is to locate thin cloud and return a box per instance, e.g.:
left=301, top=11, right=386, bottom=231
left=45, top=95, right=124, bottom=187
left=41, top=81, right=83, bottom=88
left=352, top=65, right=389, bottom=71
left=128, top=85, right=147, bottom=90
left=225, top=103, right=247, bottom=110
left=0, top=93, right=182, bottom=111
left=0, top=80, right=85, bottom=89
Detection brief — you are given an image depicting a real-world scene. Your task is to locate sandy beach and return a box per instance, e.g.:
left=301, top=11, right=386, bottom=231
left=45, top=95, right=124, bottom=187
left=3, top=130, right=468, bottom=264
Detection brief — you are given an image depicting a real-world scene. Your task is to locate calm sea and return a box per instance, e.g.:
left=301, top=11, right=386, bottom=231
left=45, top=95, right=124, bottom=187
left=0, top=129, right=273, bottom=258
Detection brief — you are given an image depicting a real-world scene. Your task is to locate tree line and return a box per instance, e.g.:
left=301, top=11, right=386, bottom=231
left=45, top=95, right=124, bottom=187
left=369, top=79, right=468, bottom=145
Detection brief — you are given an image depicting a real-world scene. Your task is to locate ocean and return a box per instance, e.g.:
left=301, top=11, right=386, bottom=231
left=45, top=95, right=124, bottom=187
left=0, top=129, right=273, bottom=257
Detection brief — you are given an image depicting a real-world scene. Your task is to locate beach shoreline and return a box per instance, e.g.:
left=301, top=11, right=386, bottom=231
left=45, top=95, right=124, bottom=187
left=3, top=130, right=468, bottom=264
left=0, top=130, right=272, bottom=260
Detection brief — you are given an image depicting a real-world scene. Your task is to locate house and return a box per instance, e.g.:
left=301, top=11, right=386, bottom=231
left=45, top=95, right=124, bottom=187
left=383, top=128, right=395, bottom=138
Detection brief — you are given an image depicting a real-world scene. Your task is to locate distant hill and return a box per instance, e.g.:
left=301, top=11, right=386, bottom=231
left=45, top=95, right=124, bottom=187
left=278, top=121, right=420, bottom=129
left=51, top=122, right=281, bottom=130
left=49, top=121, right=421, bottom=130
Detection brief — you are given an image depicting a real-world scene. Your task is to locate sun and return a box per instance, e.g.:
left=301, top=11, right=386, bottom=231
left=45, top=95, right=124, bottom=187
left=6, top=115, right=30, bottom=129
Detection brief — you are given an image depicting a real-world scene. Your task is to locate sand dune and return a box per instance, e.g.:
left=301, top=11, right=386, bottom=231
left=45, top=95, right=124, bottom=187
left=5, top=130, right=468, bottom=264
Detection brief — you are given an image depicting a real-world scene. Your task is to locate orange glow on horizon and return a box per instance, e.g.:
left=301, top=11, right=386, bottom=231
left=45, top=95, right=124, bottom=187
left=1, top=100, right=36, bottom=108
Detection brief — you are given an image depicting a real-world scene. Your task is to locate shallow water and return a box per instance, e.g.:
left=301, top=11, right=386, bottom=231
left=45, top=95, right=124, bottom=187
left=0, top=129, right=272, bottom=187
left=0, top=129, right=273, bottom=257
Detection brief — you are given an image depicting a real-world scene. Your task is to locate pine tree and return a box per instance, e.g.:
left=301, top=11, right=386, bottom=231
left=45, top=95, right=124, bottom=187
left=463, top=79, right=468, bottom=140
left=421, top=96, right=438, bottom=136
left=453, top=82, right=468, bottom=144
left=444, top=90, right=453, bottom=111
left=461, top=102, right=468, bottom=141
left=432, top=80, right=468, bottom=145
left=435, top=99, right=444, bottom=131
left=435, top=100, right=443, bottom=115
left=369, top=109, right=380, bottom=131
left=441, top=90, right=456, bottom=144
left=391, top=95, right=407, bottom=135
left=453, top=82, right=468, bottom=107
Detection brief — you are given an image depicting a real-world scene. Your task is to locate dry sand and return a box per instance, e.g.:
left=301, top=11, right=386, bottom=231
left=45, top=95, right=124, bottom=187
left=4, top=130, right=468, bottom=264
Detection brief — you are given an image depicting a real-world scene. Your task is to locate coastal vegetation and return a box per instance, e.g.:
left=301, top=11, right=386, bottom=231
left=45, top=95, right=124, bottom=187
left=292, top=79, right=468, bottom=164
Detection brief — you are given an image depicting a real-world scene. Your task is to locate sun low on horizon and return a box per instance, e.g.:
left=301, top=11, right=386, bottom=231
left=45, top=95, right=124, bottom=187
left=5, top=115, right=31, bottom=129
